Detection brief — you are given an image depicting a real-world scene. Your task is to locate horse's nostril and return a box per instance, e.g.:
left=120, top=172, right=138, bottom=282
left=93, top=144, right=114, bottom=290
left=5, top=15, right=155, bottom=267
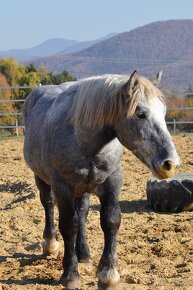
left=162, top=160, right=173, bottom=171
left=154, top=160, right=176, bottom=179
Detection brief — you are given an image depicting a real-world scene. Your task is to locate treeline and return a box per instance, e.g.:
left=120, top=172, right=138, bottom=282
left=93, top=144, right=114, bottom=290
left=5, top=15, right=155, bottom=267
left=165, top=91, right=193, bottom=132
left=0, top=57, right=76, bottom=127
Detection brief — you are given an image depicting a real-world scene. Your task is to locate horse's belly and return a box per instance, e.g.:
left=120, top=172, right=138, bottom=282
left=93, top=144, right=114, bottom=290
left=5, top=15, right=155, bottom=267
left=24, top=144, right=51, bottom=185
left=25, top=158, right=50, bottom=185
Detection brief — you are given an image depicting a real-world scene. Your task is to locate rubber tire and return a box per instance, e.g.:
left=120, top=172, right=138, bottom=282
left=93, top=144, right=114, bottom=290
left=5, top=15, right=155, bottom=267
left=146, top=173, right=193, bottom=212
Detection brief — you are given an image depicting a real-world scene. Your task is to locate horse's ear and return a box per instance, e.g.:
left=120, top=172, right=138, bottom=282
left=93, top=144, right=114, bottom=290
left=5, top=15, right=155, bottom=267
left=123, top=70, right=139, bottom=97
left=122, top=71, right=140, bottom=117
left=152, top=69, right=164, bottom=87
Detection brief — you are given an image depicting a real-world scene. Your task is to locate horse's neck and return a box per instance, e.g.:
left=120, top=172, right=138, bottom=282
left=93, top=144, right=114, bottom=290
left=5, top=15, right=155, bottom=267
left=75, top=126, right=117, bottom=156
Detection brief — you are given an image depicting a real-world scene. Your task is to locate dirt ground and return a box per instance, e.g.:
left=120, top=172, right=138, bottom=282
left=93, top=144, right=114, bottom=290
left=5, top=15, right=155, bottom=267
left=0, top=135, right=193, bottom=290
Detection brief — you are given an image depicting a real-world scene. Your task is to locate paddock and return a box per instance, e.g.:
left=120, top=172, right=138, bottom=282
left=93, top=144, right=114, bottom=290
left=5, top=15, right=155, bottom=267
left=0, top=135, right=193, bottom=290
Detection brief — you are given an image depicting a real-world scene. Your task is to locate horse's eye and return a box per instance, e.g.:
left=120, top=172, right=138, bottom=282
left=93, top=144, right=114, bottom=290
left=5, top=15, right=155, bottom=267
left=137, top=111, right=147, bottom=119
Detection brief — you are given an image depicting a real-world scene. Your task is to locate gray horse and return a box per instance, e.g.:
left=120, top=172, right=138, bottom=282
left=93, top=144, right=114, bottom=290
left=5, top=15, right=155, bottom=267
left=23, top=71, right=180, bottom=289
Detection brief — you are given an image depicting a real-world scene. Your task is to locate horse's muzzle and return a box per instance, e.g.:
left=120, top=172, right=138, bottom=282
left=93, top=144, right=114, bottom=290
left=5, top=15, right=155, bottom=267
left=154, top=160, right=176, bottom=179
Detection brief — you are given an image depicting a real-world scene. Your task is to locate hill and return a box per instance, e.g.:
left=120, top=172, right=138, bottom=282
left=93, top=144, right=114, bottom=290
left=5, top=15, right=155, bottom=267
left=0, top=34, right=116, bottom=62
left=29, top=20, right=193, bottom=92
left=56, top=33, right=117, bottom=55
left=0, top=38, right=78, bottom=62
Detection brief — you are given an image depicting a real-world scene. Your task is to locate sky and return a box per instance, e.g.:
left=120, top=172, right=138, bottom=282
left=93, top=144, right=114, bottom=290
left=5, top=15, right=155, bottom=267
left=1, top=0, right=193, bottom=50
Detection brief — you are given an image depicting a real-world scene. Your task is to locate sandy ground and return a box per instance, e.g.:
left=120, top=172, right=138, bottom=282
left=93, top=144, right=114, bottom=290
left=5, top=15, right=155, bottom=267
left=0, top=136, right=193, bottom=290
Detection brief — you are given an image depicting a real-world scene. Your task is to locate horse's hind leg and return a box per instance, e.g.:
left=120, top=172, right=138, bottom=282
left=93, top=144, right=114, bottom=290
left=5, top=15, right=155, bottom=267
left=75, top=192, right=91, bottom=263
left=35, top=176, right=59, bottom=258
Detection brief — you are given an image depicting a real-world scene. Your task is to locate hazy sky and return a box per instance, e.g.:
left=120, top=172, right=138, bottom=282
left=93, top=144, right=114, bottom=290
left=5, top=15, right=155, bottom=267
left=1, top=0, right=193, bottom=50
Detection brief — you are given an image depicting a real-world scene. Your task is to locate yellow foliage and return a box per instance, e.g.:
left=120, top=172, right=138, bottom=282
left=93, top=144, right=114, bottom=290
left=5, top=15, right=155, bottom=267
left=0, top=73, right=16, bottom=125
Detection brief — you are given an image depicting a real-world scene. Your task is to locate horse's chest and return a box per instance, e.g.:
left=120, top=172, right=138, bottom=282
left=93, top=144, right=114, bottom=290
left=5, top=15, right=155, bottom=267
left=50, top=138, right=123, bottom=196
left=74, top=158, right=110, bottom=184
left=70, top=157, right=117, bottom=195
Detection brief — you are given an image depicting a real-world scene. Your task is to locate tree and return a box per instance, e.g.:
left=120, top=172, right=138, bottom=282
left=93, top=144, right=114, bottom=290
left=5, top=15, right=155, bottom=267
left=0, top=58, right=77, bottom=131
left=186, top=97, right=193, bottom=107
left=50, top=70, right=76, bottom=85
left=37, top=64, right=52, bottom=85
left=0, top=58, right=25, bottom=100
left=26, top=63, right=37, bottom=73
left=185, top=86, right=193, bottom=108
left=19, top=71, right=41, bottom=100
left=185, top=86, right=193, bottom=99
left=166, top=96, right=186, bottom=121
left=0, top=58, right=76, bottom=101
left=0, top=58, right=25, bottom=86
left=0, top=73, right=15, bottom=125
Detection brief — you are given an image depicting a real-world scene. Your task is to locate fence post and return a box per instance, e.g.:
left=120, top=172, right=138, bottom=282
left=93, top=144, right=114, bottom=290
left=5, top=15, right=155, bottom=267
left=16, top=118, right=19, bottom=137
left=173, top=119, right=176, bottom=134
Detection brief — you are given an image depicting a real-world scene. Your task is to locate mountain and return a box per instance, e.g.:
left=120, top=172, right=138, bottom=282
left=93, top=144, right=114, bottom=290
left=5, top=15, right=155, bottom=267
left=0, top=38, right=79, bottom=62
left=0, top=38, right=78, bottom=61
left=56, top=33, right=117, bottom=55
left=0, top=34, right=117, bottom=62
left=29, top=20, right=193, bottom=91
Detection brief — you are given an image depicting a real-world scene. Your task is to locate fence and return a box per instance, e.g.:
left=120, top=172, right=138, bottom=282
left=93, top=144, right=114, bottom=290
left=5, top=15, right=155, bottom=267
left=0, top=85, right=193, bottom=136
left=0, top=85, right=39, bottom=137
left=0, top=99, right=24, bottom=137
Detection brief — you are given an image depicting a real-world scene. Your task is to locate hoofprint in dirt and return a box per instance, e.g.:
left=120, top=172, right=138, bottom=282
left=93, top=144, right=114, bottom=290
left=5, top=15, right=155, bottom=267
left=0, top=136, right=193, bottom=290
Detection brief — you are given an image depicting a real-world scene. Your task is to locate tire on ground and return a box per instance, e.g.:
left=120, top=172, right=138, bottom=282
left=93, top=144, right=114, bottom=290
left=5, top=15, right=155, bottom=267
left=146, top=173, right=193, bottom=212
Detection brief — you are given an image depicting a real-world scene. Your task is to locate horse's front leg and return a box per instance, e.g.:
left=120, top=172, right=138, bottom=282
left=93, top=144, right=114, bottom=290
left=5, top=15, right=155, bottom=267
left=35, top=176, right=59, bottom=258
left=53, top=179, right=81, bottom=289
left=97, top=165, right=122, bottom=290
left=75, top=192, right=91, bottom=263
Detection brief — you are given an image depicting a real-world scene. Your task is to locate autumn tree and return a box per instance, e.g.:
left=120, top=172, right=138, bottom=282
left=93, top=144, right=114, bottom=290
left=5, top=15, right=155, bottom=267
left=166, top=96, right=186, bottom=121
left=0, top=58, right=76, bottom=103
left=0, top=73, right=15, bottom=125
left=0, top=58, right=26, bottom=101
left=186, top=97, right=193, bottom=107
left=0, top=57, right=25, bottom=85
left=37, top=64, right=52, bottom=85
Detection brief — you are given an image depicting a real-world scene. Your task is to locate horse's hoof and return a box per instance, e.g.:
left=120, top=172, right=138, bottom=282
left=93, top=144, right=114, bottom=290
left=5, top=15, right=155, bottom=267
left=60, top=277, right=82, bottom=289
left=42, top=239, right=59, bottom=258
left=98, top=268, right=120, bottom=290
left=147, top=173, right=193, bottom=212
left=98, top=281, right=121, bottom=290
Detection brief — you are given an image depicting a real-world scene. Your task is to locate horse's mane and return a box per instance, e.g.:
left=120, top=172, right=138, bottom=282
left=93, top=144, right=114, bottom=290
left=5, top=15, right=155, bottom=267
left=67, top=74, right=164, bottom=128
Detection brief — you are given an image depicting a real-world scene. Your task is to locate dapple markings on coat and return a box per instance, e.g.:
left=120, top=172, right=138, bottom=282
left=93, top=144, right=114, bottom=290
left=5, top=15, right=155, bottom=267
left=23, top=71, right=180, bottom=289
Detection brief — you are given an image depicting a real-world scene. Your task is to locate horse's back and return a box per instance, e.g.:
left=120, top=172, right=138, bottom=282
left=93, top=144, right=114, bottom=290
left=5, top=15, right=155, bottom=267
left=23, top=85, right=60, bottom=122
left=23, top=81, right=76, bottom=122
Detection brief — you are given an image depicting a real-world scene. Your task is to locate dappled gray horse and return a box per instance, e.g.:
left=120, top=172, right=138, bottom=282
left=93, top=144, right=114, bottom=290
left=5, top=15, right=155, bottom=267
left=23, top=71, right=180, bottom=289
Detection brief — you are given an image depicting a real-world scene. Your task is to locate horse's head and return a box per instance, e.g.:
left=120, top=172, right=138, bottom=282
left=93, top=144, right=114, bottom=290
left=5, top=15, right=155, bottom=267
left=115, top=71, right=180, bottom=179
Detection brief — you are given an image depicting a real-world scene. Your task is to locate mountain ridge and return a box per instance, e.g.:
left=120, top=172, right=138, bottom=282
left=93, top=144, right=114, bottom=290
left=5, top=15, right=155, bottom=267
left=0, top=38, right=78, bottom=61
left=29, top=19, right=193, bottom=91
left=1, top=20, right=193, bottom=91
left=0, top=34, right=117, bottom=62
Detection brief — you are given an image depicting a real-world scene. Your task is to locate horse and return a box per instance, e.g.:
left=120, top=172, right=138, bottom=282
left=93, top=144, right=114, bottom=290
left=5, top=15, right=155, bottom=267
left=23, top=71, right=180, bottom=289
